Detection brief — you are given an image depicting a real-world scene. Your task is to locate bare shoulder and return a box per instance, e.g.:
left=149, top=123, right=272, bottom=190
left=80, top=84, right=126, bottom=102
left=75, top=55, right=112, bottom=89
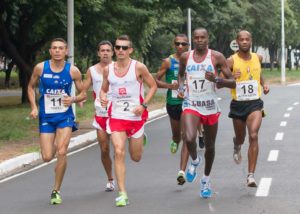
left=136, top=60, right=148, bottom=71
left=33, top=62, right=44, bottom=76
left=256, top=53, right=263, bottom=63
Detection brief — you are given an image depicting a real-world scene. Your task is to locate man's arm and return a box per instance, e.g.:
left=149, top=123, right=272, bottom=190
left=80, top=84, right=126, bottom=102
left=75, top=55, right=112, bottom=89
left=177, top=52, right=188, bottom=98
left=205, top=51, right=236, bottom=89
left=257, top=54, right=269, bottom=94
left=100, top=66, right=110, bottom=107
left=155, top=58, right=177, bottom=89
left=27, top=63, right=43, bottom=119
left=65, top=65, right=87, bottom=106
left=132, top=62, right=157, bottom=116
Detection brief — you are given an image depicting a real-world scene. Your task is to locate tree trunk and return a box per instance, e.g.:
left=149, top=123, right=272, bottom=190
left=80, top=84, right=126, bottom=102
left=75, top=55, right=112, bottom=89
left=4, top=61, right=14, bottom=88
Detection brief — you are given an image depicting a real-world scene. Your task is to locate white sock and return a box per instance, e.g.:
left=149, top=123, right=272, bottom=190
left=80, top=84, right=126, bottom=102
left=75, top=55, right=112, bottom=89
left=202, top=175, right=210, bottom=182
left=191, top=156, right=200, bottom=165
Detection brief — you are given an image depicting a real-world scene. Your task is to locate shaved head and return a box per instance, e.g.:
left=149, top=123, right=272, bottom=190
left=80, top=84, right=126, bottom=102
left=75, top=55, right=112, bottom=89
left=236, top=30, right=252, bottom=40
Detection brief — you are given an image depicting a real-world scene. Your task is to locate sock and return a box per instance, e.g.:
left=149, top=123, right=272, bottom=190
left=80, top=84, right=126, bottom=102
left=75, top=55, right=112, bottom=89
left=191, top=155, right=200, bottom=165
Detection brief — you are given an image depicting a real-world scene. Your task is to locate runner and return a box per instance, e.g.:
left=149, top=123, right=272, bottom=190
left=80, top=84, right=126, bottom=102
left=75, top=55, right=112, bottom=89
left=227, top=30, right=269, bottom=187
left=83, top=40, right=115, bottom=191
left=100, top=35, right=157, bottom=206
left=155, top=34, right=190, bottom=185
left=178, top=28, right=236, bottom=198
left=27, top=38, right=86, bottom=204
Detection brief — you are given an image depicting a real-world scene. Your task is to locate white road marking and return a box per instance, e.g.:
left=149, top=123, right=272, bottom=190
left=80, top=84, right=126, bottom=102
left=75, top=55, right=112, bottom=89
left=284, top=113, right=290, bottom=118
left=280, top=121, right=287, bottom=127
left=268, top=150, right=279, bottom=161
left=275, top=132, right=284, bottom=141
left=293, top=102, right=299, bottom=106
left=287, top=107, right=293, bottom=111
left=256, top=178, right=272, bottom=197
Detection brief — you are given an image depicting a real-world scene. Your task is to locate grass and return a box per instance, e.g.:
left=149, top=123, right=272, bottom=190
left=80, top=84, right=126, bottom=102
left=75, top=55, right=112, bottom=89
left=262, top=68, right=300, bottom=84
left=0, top=68, right=299, bottom=143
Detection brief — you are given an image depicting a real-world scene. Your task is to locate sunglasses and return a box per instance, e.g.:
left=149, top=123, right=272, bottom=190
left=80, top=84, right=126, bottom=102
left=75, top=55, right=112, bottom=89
left=175, top=42, right=189, bottom=47
left=115, top=45, right=130, bottom=50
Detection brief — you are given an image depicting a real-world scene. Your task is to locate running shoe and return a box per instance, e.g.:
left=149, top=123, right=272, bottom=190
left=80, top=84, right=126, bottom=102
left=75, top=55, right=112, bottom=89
left=233, top=138, right=242, bottom=164
left=200, top=178, right=212, bottom=198
left=50, top=190, right=62, bottom=205
left=247, top=174, right=257, bottom=187
left=186, top=156, right=201, bottom=182
left=177, top=170, right=186, bottom=185
left=105, top=180, right=115, bottom=192
left=115, top=192, right=129, bottom=207
left=143, top=133, right=148, bottom=146
left=198, top=136, right=205, bottom=149
left=170, top=141, right=179, bottom=154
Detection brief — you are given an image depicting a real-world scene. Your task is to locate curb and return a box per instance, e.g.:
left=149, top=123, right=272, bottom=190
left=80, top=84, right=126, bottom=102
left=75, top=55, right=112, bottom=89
left=0, top=108, right=167, bottom=177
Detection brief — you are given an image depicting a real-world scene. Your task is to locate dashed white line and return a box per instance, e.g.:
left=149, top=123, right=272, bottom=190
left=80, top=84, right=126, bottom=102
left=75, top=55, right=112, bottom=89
left=268, top=150, right=279, bottom=161
left=275, top=132, right=284, bottom=141
left=284, top=113, right=290, bottom=118
left=280, top=121, right=287, bottom=127
left=287, top=107, right=293, bottom=111
left=256, top=178, right=272, bottom=197
left=293, top=102, right=299, bottom=106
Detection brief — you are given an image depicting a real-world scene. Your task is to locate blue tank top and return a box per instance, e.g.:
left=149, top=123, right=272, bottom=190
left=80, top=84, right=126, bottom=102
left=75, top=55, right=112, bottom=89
left=39, top=60, right=74, bottom=120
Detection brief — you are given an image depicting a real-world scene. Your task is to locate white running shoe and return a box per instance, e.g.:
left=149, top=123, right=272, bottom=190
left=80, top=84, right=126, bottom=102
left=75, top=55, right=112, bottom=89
left=247, top=174, right=257, bottom=187
left=105, top=180, right=115, bottom=192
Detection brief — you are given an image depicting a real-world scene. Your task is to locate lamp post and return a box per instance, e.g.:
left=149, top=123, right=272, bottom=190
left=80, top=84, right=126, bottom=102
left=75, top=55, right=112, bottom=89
left=281, top=0, right=285, bottom=85
left=295, top=49, right=300, bottom=70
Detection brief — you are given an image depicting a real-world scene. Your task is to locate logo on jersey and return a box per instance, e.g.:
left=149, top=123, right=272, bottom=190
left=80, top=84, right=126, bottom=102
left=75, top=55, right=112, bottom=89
left=53, top=75, right=60, bottom=79
left=118, top=88, right=127, bottom=95
left=43, top=74, right=53, bottom=78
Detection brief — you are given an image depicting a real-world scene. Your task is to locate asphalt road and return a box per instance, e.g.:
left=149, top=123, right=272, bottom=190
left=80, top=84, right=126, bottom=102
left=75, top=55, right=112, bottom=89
left=0, top=85, right=300, bottom=214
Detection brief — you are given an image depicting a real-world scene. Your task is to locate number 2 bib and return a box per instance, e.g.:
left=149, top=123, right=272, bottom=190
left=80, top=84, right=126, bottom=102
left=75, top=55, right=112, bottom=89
left=236, top=80, right=259, bottom=101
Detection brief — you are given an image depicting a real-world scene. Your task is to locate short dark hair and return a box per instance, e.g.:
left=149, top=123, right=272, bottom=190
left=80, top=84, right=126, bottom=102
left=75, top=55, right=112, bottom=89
left=50, top=38, right=67, bottom=47
left=193, top=28, right=208, bottom=37
left=174, top=34, right=189, bottom=43
left=116, top=35, right=132, bottom=47
left=236, top=30, right=252, bottom=40
left=97, top=40, right=113, bottom=51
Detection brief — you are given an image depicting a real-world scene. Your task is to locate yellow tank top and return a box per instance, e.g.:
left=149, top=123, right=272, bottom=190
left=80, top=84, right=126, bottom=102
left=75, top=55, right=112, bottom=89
left=231, top=53, right=262, bottom=101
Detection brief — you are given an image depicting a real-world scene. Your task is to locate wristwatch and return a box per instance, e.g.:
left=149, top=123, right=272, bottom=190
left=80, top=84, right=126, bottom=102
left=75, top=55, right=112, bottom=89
left=141, top=103, right=148, bottom=109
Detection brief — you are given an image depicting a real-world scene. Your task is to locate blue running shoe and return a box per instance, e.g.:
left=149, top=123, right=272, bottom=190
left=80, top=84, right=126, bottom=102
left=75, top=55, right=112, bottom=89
left=186, top=156, right=201, bottom=183
left=200, top=178, right=212, bottom=198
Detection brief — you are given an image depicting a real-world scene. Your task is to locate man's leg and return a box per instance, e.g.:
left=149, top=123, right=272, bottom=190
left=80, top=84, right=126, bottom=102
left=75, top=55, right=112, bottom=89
left=169, top=117, right=181, bottom=154
left=39, top=133, right=56, bottom=162
left=246, top=110, right=262, bottom=187
left=97, top=129, right=114, bottom=190
left=53, top=127, right=72, bottom=191
left=232, top=119, right=246, bottom=164
left=182, top=113, right=201, bottom=182
left=111, top=132, right=127, bottom=192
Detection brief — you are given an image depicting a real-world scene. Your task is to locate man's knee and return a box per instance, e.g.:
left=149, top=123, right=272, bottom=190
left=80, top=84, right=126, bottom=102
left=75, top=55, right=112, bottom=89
left=41, top=153, right=53, bottom=162
left=130, top=153, right=142, bottom=162
left=114, top=148, right=125, bottom=160
left=249, top=132, right=258, bottom=142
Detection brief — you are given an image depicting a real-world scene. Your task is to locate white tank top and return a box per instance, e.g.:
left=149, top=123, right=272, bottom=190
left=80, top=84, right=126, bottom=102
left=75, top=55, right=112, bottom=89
left=108, top=60, right=144, bottom=121
left=182, top=49, right=221, bottom=115
left=90, top=65, right=109, bottom=117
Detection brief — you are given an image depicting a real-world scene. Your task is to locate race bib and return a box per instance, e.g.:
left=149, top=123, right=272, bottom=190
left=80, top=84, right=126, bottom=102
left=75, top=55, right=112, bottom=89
left=171, top=80, right=178, bottom=98
left=44, top=94, right=68, bottom=114
left=188, top=75, right=212, bottom=98
left=114, top=99, right=139, bottom=115
left=236, top=80, right=259, bottom=101
left=94, top=98, right=108, bottom=117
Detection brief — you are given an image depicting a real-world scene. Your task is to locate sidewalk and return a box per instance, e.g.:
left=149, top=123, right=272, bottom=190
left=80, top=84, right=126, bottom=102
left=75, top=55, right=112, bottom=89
left=0, top=108, right=167, bottom=179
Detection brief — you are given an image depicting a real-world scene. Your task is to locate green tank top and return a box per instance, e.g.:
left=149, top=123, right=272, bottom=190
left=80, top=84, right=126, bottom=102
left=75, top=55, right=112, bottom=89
left=166, top=55, right=183, bottom=105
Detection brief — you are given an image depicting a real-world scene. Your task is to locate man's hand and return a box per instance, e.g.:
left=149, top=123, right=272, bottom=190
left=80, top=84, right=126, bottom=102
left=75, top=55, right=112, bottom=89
left=233, top=69, right=241, bottom=79
left=29, top=108, right=38, bottom=119
left=205, top=71, right=216, bottom=82
left=63, top=96, right=73, bottom=107
left=133, top=105, right=145, bottom=116
left=263, top=84, right=270, bottom=95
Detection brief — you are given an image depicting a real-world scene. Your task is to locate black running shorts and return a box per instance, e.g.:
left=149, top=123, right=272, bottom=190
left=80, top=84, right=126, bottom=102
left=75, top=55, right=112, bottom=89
left=166, top=103, right=182, bottom=121
left=228, top=99, right=264, bottom=121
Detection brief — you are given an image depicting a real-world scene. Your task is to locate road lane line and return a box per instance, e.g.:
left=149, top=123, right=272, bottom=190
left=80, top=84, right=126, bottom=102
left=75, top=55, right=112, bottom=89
left=256, top=178, right=272, bottom=197
left=280, top=121, right=287, bottom=127
left=268, top=150, right=279, bottom=161
left=284, top=113, right=290, bottom=118
left=275, top=132, right=284, bottom=141
left=287, top=107, right=293, bottom=111
left=293, top=102, right=299, bottom=106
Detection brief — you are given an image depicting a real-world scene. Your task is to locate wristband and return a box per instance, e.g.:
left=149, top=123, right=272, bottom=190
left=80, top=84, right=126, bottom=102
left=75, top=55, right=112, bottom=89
left=141, top=103, right=148, bottom=109
left=214, top=77, right=223, bottom=83
left=72, top=96, right=77, bottom=103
